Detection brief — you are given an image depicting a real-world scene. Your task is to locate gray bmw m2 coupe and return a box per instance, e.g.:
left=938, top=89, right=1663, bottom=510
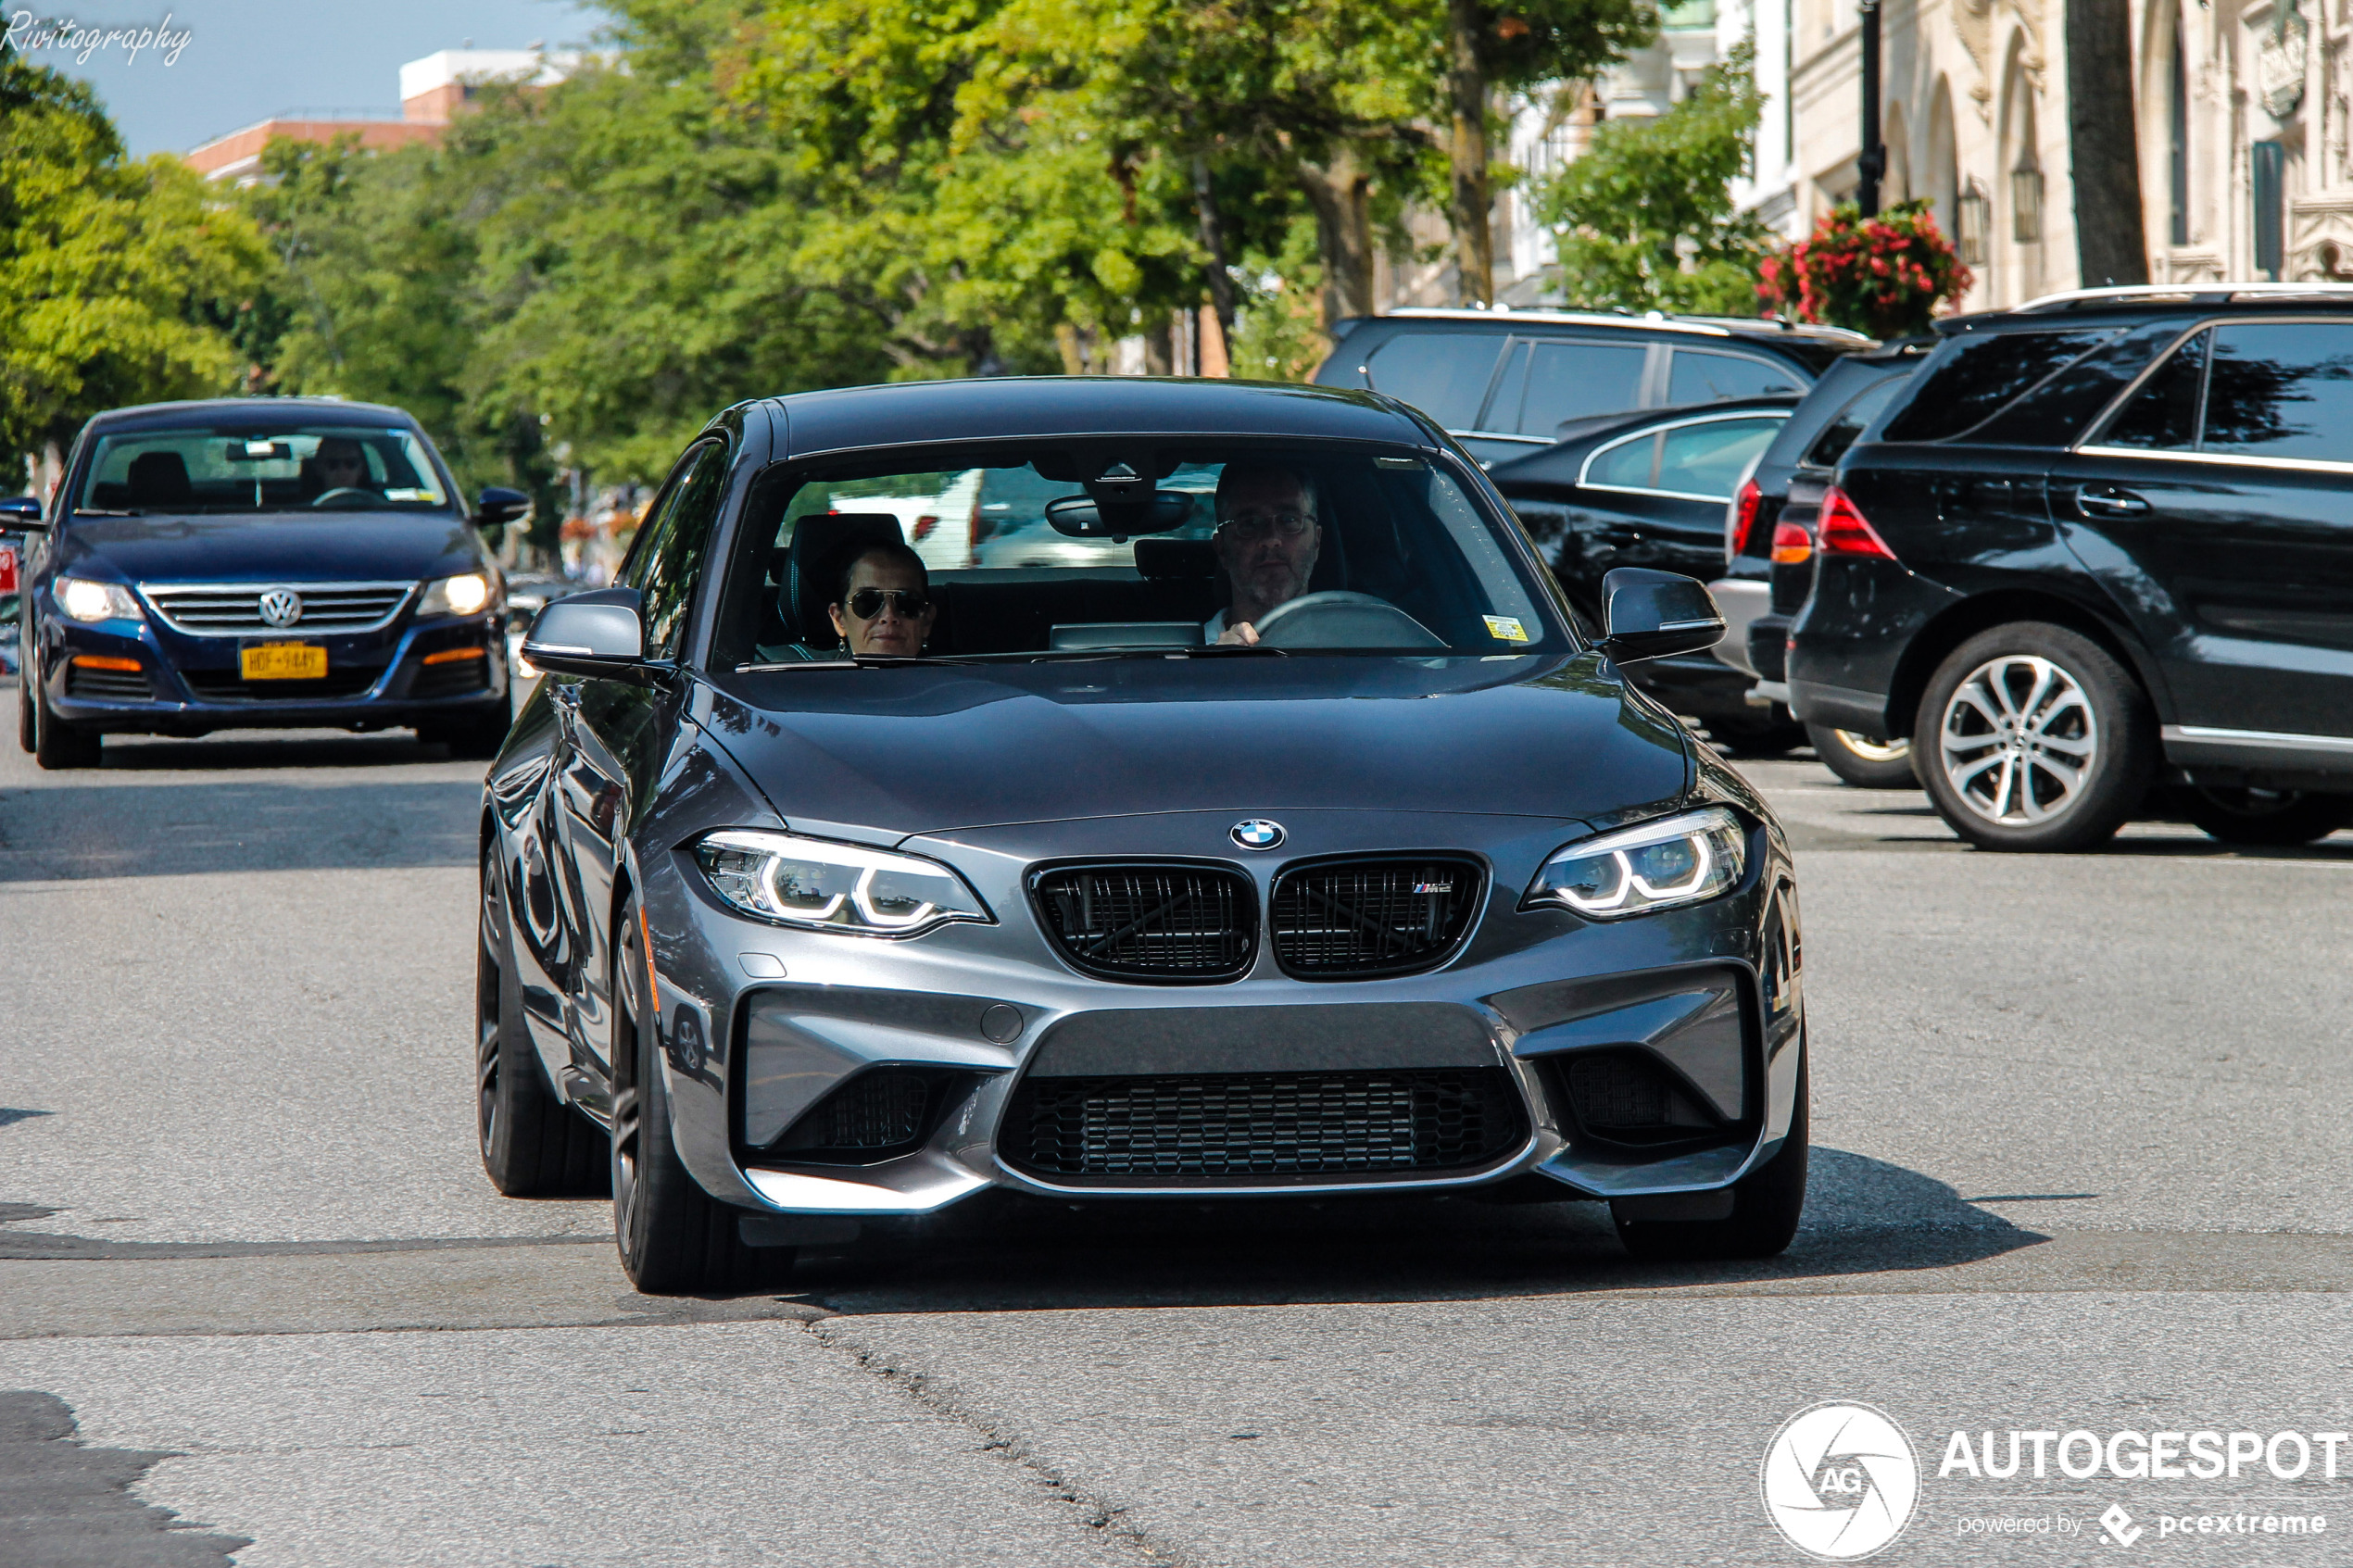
left=478, top=377, right=1808, bottom=1293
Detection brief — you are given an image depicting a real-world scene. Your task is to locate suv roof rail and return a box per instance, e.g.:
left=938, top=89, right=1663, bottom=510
left=2012, top=282, right=2353, bottom=313
left=1380, top=305, right=1874, bottom=343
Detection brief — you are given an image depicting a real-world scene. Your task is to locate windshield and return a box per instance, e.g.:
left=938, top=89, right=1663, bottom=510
left=77, top=424, right=454, bottom=514
left=740, top=443, right=1567, bottom=662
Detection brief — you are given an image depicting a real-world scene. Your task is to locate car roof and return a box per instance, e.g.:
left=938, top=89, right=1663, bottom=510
left=1339, top=307, right=1871, bottom=348
left=1939, top=283, right=2353, bottom=334
left=761, top=377, right=1431, bottom=459
left=84, top=397, right=423, bottom=433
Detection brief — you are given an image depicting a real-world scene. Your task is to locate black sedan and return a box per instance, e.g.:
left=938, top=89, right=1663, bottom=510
left=12, top=397, right=527, bottom=768
left=1489, top=396, right=1796, bottom=749
left=482, top=377, right=1808, bottom=1293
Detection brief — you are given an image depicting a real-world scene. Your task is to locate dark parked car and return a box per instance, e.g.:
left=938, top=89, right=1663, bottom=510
left=1489, top=396, right=1799, bottom=749
left=12, top=398, right=527, bottom=768
left=480, top=377, right=1808, bottom=1292
left=1312, top=307, right=1866, bottom=465
left=1710, top=345, right=1928, bottom=785
left=1789, top=285, right=2353, bottom=848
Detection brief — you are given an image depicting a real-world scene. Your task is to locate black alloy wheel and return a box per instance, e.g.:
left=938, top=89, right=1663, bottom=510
left=1805, top=723, right=1916, bottom=789
left=30, top=677, right=101, bottom=771
left=611, top=893, right=787, bottom=1295
left=1916, top=622, right=2156, bottom=853
left=17, top=682, right=33, bottom=754
left=1613, top=1049, right=1808, bottom=1261
left=477, top=846, right=608, bottom=1196
left=2179, top=785, right=2353, bottom=847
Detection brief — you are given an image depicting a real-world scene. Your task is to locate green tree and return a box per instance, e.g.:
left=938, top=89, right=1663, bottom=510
left=0, top=44, right=268, bottom=466
left=1529, top=41, right=1769, bottom=314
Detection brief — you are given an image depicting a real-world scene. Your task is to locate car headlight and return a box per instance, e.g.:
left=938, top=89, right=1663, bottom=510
left=419, top=572, right=497, bottom=617
left=1522, top=806, right=1747, bottom=920
left=693, top=830, right=993, bottom=937
left=57, top=577, right=144, bottom=624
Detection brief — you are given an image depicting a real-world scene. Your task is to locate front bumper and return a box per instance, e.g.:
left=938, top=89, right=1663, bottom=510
left=631, top=807, right=1806, bottom=1221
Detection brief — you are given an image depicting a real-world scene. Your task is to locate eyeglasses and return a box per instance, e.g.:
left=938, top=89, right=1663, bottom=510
left=321, top=456, right=363, bottom=470
left=1221, top=511, right=1314, bottom=542
left=846, top=587, right=931, bottom=619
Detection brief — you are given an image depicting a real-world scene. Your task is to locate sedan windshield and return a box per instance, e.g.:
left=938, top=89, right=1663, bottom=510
left=78, top=425, right=453, bottom=514
left=740, top=443, right=1567, bottom=662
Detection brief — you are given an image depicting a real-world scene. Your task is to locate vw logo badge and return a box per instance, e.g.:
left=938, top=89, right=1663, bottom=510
left=258, top=588, right=303, bottom=628
left=1230, top=819, right=1285, bottom=851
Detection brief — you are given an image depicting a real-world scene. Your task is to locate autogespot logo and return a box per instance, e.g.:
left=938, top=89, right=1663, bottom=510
left=1763, top=1401, right=1921, bottom=1561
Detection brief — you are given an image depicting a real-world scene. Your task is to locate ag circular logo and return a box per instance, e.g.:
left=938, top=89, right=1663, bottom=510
left=258, top=587, right=303, bottom=628
left=1229, top=819, right=1285, bottom=850
left=1760, top=1401, right=1919, bottom=1561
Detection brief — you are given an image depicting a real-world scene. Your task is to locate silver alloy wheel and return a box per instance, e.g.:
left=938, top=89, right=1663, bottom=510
left=476, top=867, right=503, bottom=1160
left=1938, top=654, right=2097, bottom=825
left=1834, top=731, right=1908, bottom=763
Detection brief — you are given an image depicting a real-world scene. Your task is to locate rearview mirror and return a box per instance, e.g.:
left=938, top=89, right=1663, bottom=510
left=522, top=587, right=645, bottom=678
left=476, top=486, right=532, bottom=529
left=0, top=495, right=44, bottom=531
left=1596, top=568, right=1724, bottom=663
left=1045, top=490, right=1196, bottom=539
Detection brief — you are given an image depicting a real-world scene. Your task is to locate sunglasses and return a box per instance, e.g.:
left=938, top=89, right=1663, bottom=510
left=846, top=587, right=931, bottom=619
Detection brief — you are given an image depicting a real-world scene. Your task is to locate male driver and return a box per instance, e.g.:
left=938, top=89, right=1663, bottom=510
left=828, top=540, right=937, bottom=657
left=1207, top=462, right=1320, bottom=646
left=312, top=435, right=375, bottom=495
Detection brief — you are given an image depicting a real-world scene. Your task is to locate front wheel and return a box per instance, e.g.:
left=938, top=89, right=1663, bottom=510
left=477, top=847, right=608, bottom=1197
left=421, top=695, right=513, bottom=762
left=1614, top=1050, right=1808, bottom=1261
left=1915, top=622, right=2156, bottom=852
left=31, top=681, right=101, bottom=770
left=2180, top=785, right=2353, bottom=847
left=1806, top=723, right=1915, bottom=789
left=612, top=894, right=788, bottom=1294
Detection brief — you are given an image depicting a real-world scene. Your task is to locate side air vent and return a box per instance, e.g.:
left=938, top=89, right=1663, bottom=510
left=1270, top=857, right=1484, bottom=978
left=1558, top=1050, right=1723, bottom=1147
left=1030, top=863, right=1256, bottom=984
left=766, top=1067, right=966, bottom=1164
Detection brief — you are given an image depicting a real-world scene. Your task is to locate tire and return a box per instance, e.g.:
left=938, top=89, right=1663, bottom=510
left=1914, top=622, right=2156, bottom=852
left=477, top=846, right=609, bottom=1197
left=1707, top=709, right=1807, bottom=758
left=2179, top=785, right=2353, bottom=847
left=611, top=893, right=788, bottom=1294
left=1614, top=1048, right=1808, bottom=1261
left=1806, top=723, right=1916, bottom=789
left=422, top=695, right=513, bottom=761
left=17, top=683, right=32, bottom=754
left=31, top=680, right=101, bottom=770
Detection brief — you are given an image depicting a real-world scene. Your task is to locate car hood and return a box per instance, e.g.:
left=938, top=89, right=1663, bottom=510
left=57, top=512, right=484, bottom=585
left=695, top=653, right=1692, bottom=838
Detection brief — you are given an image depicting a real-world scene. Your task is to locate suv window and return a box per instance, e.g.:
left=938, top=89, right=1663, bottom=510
left=1585, top=415, right=1782, bottom=497
left=2103, top=331, right=2208, bottom=450
left=1804, top=373, right=1912, bottom=467
left=1516, top=340, right=1650, bottom=434
left=1364, top=333, right=1504, bottom=428
left=1882, top=329, right=2117, bottom=442
left=629, top=439, right=729, bottom=658
left=1667, top=349, right=1804, bottom=405
left=2202, top=321, right=2353, bottom=462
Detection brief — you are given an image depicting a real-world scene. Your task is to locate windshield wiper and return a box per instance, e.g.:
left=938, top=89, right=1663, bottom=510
left=735, top=654, right=980, bottom=672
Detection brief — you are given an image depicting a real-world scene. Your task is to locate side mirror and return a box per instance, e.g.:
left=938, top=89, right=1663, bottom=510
left=476, top=486, right=532, bottom=529
left=1596, top=568, right=1725, bottom=663
left=522, top=587, right=645, bottom=678
left=0, top=496, right=46, bottom=531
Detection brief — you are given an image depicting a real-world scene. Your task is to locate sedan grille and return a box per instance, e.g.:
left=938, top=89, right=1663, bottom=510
left=1032, top=864, right=1255, bottom=983
left=143, top=582, right=415, bottom=635
left=1002, top=1068, right=1526, bottom=1183
left=181, top=668, right=381, bottom=702
left=64, top=664, right=151, bottom=701
left=1269, top=858, right=1484, bottom=977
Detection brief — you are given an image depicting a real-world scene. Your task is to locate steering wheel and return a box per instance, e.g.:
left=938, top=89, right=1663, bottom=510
left=311, top=487, right=378, bottom=508
left=1247, top=590, right=1446, bottom=650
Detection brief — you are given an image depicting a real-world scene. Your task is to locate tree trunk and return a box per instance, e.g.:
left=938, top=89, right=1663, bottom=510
left=1297, top=149, right=1376, bottom=329
left=1446, top=0, right=1494, bottom=306
left=1191, top=156, right=1240, bottom=344
left=2066, top=0, right=2148, bottom=285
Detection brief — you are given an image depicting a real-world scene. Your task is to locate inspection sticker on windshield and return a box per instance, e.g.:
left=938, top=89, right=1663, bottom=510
left=1482, top=615, right=1529, bottom=642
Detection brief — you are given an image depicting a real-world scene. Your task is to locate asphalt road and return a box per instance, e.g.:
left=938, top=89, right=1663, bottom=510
left=3, top=719, right=2350, bottom=1566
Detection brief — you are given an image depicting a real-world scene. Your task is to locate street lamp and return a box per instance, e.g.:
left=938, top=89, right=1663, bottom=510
left=1957, top=180, right=1990, bottom=265
left=2011, top=150, right=2045, bottom=244
left=1856, top=0, right=1885, bottom=217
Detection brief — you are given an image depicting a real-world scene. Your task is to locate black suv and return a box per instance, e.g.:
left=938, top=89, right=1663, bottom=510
left=1789, top=286, right=2353, bottom=850
left=1313, top=308, right=1865, bottom=466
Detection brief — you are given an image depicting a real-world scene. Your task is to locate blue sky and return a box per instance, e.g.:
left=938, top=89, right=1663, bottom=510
left=15, top=0, right=601, bottom=156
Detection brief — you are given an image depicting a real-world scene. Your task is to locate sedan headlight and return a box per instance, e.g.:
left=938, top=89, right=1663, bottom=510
left=57, top=576, right=144, bottom=624
left=693, top=830, right=993, bottom=937
left=1522, top=806, right=1747, bottom=920
left=419, top=572, right=497, bottom=617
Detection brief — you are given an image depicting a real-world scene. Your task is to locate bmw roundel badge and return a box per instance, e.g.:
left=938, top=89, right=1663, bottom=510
left=1230, top=819, right=1286, bottom=851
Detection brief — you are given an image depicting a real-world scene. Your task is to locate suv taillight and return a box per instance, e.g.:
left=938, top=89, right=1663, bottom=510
left=1770, top=521, right=1812, bottom=564
left=1728, top=478, right=1763, bottom=558
left=1817, top=486, right=1896, bottom=560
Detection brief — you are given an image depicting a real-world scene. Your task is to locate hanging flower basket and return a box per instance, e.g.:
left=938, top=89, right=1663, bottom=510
left=1756, top=199, right=1972, bottom=339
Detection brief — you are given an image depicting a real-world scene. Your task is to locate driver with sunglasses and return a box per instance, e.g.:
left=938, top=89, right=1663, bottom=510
left=829, top=541, right=937, bottom=657
left=1206, top=463, right=1321, bottom=646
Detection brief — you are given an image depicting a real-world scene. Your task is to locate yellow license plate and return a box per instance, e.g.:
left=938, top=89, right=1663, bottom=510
left=240, top=643, right=327, bottom=681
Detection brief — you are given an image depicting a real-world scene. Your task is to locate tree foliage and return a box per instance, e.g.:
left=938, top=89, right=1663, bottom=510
left=1531, top=41, right=1768, bottom=315
left=0, top=44, right=267, bottom=460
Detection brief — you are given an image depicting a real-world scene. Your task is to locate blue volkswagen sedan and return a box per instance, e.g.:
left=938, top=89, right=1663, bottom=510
left=13, top=397, right=527, bottom=768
